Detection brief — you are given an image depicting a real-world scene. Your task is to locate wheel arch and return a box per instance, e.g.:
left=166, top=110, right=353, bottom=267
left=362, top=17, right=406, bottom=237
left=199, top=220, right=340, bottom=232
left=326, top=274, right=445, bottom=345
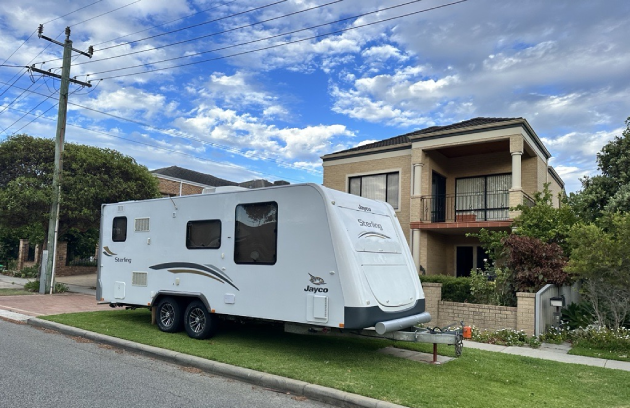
left=152, top=291, right=211, bottom=311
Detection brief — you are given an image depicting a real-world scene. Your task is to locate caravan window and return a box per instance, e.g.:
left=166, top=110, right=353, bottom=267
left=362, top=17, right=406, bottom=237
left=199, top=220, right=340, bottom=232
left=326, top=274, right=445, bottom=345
left=186, top=220, right=221, bottom=249
left=112, top=217, right=127, bottom=242
left=234, top=202, right=277, bottom=265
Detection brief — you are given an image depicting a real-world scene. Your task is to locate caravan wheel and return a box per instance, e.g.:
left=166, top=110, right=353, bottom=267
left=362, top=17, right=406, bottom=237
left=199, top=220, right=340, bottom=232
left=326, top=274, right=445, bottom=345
left=156, top=297, right=183, bottom=333
left=184, top=300, right=216, bottom=340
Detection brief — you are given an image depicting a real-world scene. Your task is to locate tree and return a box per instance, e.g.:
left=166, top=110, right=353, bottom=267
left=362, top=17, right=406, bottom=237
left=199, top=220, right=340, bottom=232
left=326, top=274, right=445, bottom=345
left=566, top=213, right=630, bottom=329
left=512, top=183, right=578, bottom=255
left=0, top=135, right=161, bottom=254
left=570, top=117, right=630, bottom=221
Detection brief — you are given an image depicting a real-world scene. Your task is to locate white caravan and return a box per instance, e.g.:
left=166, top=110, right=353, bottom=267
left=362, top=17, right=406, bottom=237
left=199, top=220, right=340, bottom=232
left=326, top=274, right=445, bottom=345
left=97, top=183, right=430, bottom=339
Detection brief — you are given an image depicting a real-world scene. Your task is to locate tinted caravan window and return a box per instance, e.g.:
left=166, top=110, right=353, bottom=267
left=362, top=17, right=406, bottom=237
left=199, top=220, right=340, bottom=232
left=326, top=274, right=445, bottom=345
left=112, top=217, right=127, bottom=242
left=186, top=220, right=221, bottom=249
left=234, top=202, right=277, bottom=265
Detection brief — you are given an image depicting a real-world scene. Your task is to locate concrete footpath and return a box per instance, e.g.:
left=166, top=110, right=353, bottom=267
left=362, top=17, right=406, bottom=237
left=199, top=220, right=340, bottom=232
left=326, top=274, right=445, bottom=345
left=1, top=272, right=630, bottom=408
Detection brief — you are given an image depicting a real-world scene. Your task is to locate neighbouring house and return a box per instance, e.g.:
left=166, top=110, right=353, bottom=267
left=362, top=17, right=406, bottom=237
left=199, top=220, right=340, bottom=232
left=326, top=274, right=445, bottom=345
left=151, top=166, right=289, bottom=197
left=322, top=117, right=565, bottom=277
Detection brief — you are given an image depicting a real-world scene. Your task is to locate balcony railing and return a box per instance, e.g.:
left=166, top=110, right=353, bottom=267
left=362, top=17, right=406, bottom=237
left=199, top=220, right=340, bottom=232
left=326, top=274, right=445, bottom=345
left=421, top=192, right=510, bottom=223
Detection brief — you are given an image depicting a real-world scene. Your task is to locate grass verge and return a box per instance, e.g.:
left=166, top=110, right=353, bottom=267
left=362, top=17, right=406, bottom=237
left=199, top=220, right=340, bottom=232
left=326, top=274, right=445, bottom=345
left=43, top=309, right=630, bottom=408
left=569, top=345, right=630, bottom=362
left=0, top=288, right=34, bottom=296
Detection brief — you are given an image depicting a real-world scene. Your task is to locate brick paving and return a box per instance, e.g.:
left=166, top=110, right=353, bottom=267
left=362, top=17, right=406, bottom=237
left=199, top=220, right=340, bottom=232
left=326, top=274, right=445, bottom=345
left=0, top=293, right=111, bottom=316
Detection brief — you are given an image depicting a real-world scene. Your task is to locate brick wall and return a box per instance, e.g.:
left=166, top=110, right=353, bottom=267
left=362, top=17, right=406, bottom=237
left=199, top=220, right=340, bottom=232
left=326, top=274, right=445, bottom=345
left=158, top=178, right=204, bottom=196
left=439, top=301, right=517, bottom=332
left=422, top=282, right=535, bottom=335
left=56, top=265, right=97, bottom=277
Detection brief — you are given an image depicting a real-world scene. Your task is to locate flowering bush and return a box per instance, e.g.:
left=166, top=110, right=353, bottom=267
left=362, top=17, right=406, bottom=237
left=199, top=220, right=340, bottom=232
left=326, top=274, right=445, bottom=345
left=470, top=327, right=541, bottom=348
left=570, top=326, right=630, bottom=354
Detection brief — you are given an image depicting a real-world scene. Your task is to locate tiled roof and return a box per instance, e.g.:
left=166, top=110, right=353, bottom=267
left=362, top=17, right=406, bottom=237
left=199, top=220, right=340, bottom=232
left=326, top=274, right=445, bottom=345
left=151, top=166, right=237, bottom=187
left=324, top=117, right=521, bottom=157
left=151, top=166, right=290, bottom=188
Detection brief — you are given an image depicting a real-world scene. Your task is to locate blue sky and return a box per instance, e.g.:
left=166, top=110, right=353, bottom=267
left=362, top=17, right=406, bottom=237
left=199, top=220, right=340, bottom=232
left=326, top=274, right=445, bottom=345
left=1, top=0, right=629, bottom=192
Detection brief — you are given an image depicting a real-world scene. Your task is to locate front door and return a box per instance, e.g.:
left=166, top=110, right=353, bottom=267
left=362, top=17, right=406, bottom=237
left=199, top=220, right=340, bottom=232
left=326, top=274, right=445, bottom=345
left=431, top=172, right=446, bottom=222
left=456, top=246, right=474, bottom=277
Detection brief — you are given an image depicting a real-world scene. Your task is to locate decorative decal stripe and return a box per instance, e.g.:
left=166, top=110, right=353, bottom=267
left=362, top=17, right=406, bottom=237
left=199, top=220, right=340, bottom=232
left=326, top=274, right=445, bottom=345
left=149, top=262, right=239, bottom=291
left=203, top=264, right=234, bottom=284
left=358, top=232, right=391, bottom=240
left=167, top=269, right=223, bottom=283
left=102, top=246, right=117, bottom=256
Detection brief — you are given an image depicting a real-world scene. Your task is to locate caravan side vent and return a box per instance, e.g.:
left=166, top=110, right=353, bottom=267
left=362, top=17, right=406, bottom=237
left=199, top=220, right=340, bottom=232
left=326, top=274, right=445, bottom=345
left=117, top=205, right=124, bottom=212
left=135, top=218, right=150, bottom=232
left=132, top=272, right=148, bottom=286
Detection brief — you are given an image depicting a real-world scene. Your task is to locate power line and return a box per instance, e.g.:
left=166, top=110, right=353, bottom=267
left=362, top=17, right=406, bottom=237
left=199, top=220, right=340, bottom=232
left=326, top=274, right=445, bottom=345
left=0, top=89, right=58, bottom=135
left=0, top=0, right=105, bottom=95
left=1, top=103, right=310, bottom=183
left=0, top=0, right=103, bottom=67
left=71, top=0, right=143, bottom=28
left=0, top=74, right=42, bottom=115
left=89, top=0, right=467, bottom=81
left=92, top=0, right=239, bottom=48
left=0, top=79, right=323, bottom=175
left=96, top=0, right=287, bottom=51
left=36, top=0, right=289, bottom=66
left=72, top=0, right=341, bottom=70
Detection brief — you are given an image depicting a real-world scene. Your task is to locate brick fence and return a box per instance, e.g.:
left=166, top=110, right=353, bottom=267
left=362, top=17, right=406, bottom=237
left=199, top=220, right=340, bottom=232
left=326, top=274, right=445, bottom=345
left=422, top=282, right=536, bottom=335
left=16, top=240, right=96, bottom=277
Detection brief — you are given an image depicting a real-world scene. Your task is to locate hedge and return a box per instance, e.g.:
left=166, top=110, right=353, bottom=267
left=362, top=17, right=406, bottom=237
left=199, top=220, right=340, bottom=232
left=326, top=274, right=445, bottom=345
left=420, top=275, right=471, bottom=303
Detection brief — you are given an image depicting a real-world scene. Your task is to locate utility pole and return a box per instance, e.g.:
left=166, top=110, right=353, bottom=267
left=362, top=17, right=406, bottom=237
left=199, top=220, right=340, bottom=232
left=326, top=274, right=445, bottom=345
left=33, top=25, right=93, bottom=294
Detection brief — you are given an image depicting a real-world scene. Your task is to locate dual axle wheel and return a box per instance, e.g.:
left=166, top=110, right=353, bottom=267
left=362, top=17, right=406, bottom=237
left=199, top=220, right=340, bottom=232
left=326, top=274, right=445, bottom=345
left=155, top=297, right=216, bottom=339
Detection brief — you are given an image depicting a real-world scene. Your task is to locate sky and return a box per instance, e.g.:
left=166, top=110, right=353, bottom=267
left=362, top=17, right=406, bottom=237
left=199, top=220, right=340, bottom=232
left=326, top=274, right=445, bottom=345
left=0, top=0, right=629, bottom=193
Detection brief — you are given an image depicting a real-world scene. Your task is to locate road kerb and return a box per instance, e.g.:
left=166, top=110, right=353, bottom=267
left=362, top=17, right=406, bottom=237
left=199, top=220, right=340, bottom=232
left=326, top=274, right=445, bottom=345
left=25, top=317, right=407, bottom=408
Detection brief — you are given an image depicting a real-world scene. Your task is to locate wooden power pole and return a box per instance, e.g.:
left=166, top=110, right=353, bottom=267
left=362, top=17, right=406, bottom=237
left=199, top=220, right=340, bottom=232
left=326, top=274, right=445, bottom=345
left=33, top=25, right=92, bottom=294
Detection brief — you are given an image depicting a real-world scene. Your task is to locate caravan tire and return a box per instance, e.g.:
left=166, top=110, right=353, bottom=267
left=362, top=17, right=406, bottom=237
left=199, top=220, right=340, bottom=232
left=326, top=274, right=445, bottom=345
left=184, top=300, right=216, bottom=340
left=156, top=297, right=183, bottom=333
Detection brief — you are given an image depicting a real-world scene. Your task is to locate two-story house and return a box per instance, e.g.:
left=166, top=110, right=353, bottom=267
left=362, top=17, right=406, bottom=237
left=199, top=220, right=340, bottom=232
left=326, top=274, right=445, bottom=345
left=322, top=117, right=564, bottom=277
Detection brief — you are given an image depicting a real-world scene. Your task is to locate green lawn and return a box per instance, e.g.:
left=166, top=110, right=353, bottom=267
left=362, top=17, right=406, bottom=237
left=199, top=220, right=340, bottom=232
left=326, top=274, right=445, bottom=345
left=43, top=309, right=630, bottom=408
left=569, top=345, right=630, bottom=362
left=0, top=288, right=34, bottom=296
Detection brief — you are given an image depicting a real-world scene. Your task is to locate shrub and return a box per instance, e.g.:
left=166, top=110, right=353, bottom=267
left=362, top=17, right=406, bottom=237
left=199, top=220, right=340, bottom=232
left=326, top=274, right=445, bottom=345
left=420, top=275, right=471, bottom=303
left=503, top=235, right=570, bottom=292
left=23, top=280, right=68, bottom=293
left=562, top=301, right=595, bottom=330
left=24, top=280, right=39, bottom=292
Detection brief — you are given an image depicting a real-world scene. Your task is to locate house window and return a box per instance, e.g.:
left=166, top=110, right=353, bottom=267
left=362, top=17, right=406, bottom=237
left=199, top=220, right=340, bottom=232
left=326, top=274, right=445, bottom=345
left=348, top=172, right=399, bottom=209
left=186, top=220, right=221, bottom=249
left=112, top=217, right=127, bottom=242
left=234, top=202, right=278, bottom=265
left=455, top=174, right=511, bottom=221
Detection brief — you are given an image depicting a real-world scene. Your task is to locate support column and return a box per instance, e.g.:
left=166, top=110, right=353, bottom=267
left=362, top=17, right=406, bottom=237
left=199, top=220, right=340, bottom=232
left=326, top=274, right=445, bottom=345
left=412, top=163, right=424, bottom=196
left=412, top=230, right=421, bottom=270
left=509, top=151, right=524, bottom=219
left=511, top=151, right=522, bottom=190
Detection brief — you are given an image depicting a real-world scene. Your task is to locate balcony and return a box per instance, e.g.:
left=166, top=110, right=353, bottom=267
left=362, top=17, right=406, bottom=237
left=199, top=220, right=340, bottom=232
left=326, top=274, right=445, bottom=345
left=420, top=192, right=510, bottom=223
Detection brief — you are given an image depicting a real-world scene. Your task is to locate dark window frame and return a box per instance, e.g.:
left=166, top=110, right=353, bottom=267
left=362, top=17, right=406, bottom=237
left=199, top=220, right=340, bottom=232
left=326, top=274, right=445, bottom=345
left=186, top=219, right=222, bottom=249
left=348, top=172, right=400, bottom=210
left=112, top=216, right=127, bottom=242
left=455, top=173, right=511, bottom=221
left=234, top=201, right=278, bottom=265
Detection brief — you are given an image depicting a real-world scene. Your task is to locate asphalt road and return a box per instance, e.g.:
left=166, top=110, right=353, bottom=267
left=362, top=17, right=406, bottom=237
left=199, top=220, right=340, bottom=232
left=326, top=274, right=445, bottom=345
left=0, top=319, right=330, bottom=408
